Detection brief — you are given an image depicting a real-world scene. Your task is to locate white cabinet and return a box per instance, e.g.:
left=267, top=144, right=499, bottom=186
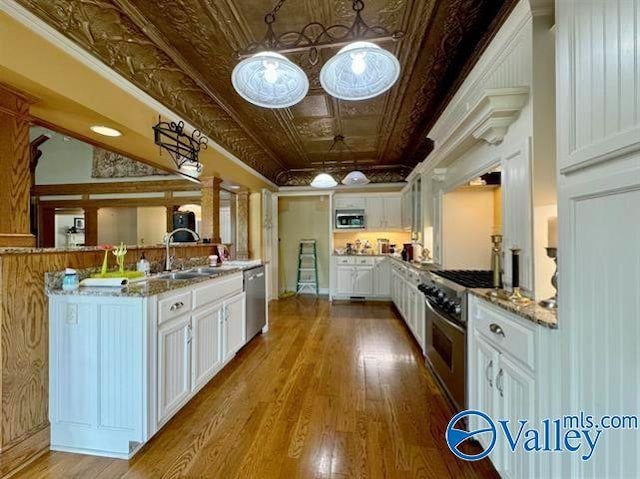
left=48, top=272, right=248, bottom=459
left=353, top=265, right=374, bottom=296
left=472, top=334, right=500, bottom=451
left=373, top=258, right=390, bottom=296
left=365, top=197, right=384, bottom=229
left=191, top=302, right=223, bottom=393
left=157, top=315, right=192, bottom=426
left=432, top=190, right=443, bottom=265
left=389, top=260, right=426, bottom=353
left=336, top=265, right=355, bottom=296
left=365, top=195, right=402, bottom=230
left=332, top=257, right=381, bottom=298
left=498, top=353, right=535, bottom=479
left=401, top=188, right=412, bottom=230
left=334, top=196, right=365, bottom=210
left=223, top=292, right=246, bottom=361
left=467, top=294, right=551, bottom=479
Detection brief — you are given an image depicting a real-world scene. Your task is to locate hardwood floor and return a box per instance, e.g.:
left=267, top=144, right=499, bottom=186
left=16, top=297, right=498, bottom=479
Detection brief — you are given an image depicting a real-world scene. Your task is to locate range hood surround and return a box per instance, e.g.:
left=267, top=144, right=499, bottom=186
left=427, top=87, right=530, bottom=170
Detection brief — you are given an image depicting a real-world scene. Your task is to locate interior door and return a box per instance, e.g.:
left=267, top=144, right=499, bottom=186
left=191, top=302, right=223, bottom=393
left=157, top=315, right=191, bottom=425
left=224, top=293, right=246, bottom=361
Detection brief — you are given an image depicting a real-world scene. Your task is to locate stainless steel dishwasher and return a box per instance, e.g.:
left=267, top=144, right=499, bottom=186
left=244, top=265, right=266, bottom=340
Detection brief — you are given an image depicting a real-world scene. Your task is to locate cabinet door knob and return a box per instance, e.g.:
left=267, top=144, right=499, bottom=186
left=170, top=301, right=184, bottom=311
left=489, top=323, right=505, bottom=338
left=486, top=360, right=494, bottom=387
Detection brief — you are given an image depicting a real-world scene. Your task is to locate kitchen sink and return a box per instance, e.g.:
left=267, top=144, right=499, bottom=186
left=157, top=271, right=207, bottom=280
left=193, top=267, right=222, bottom=275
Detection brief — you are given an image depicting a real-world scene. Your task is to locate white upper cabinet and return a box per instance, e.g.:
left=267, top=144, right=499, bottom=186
left=334, top=196, right=365, bottom=210
left=365, top=197, right=384, bottom=229
left=334, top=194, right=403, bottom=230
left=557, top=0, right=640, bottom=173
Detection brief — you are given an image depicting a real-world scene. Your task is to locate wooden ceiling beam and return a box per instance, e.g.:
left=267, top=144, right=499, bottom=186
left=32, top=180, right=200, bottom=197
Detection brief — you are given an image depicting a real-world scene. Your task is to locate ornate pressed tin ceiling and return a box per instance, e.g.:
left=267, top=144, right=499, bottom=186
left=15, top=0, right=516, bottom=185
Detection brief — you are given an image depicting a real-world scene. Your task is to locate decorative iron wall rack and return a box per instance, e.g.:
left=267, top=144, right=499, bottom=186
left=152, top=117, right=208, bottom=169
left=235, top=0, right=405, bottom=65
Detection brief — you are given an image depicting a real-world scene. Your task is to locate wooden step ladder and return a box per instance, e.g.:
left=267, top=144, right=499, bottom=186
left=296, top=239, right=319, bottom=295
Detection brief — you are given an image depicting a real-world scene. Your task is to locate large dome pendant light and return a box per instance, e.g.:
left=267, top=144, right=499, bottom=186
left=320, top=41, right=401, bottom=101
left=231, top=51, right=309, bottom=109
left=233, top=0, right=405, bottom=107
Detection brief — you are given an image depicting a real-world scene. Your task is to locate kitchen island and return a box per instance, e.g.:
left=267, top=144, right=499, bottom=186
left=46, top=261, right=264, bottom=459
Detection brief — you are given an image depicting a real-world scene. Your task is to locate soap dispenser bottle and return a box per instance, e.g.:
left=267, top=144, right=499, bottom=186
left=137, top=252, right=150, bottom=275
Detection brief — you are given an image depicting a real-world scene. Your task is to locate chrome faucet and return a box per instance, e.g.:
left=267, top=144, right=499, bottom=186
left=164, top=228, right=200, bottom=271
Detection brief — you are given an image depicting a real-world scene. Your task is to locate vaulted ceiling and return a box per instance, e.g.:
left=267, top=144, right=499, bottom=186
left=16, top=0, right=516, bottom=185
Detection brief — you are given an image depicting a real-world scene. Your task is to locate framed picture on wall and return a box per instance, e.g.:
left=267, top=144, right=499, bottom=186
left=74, top=217, right=85, bottom=231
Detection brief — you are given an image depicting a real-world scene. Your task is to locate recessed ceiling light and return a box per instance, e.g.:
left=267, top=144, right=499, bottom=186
left=90, top=125, right=122, bottom=137
left=229, top=185, right=240, bottom=190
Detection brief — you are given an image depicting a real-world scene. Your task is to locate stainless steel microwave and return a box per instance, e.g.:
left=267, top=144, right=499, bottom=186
left=335, top=209, right=366, bottom=229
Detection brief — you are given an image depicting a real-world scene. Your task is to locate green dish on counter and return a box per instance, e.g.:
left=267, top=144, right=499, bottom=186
left=90, top=271, right=145, bottom=279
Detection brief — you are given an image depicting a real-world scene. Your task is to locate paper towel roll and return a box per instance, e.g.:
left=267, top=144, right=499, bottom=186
left=80, top=278, right=129, bottom=287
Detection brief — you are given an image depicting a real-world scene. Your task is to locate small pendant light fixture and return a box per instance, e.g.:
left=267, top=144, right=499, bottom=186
left=310, top=172, right=338, bottom=188
left=233, top=0, right=404, bottom=108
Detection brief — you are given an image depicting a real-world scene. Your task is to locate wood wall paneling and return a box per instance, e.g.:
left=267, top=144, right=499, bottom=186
left=0, top=245, right=213, bottom=477
left=0, top=84, right=35, bottom=247
left=31, top=180, right=200, bottom=197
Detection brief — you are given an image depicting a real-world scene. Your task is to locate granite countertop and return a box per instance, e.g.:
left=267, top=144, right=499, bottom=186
left=46, top=260, right=263, bottom=298
left=388, top=256, right=437, bottom=272
left=469, top=289, right=558, bottom=329
left=0, top=242, right=210, bottom=255
left=333, top=252, right=388, bottom=256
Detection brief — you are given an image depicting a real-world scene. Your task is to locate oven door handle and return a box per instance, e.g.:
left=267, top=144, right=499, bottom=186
left=424, top=298, right=465, bottom=333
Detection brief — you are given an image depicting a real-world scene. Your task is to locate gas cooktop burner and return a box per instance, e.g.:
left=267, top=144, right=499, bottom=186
left=431, top=270, right=494, bottom=289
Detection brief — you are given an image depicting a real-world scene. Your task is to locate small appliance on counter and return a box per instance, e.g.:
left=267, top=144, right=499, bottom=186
left=377, top=238, right=390, bottom=255
left=401, top=243, right=413, bottom=262
left=335, top=209, right=365, bottom=229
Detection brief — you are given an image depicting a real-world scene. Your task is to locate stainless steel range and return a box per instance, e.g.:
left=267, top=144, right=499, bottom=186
left=418, top=270, right=492, bottom=412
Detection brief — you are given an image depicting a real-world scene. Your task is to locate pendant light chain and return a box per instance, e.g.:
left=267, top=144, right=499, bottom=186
left=265, top=0, right=286, bottom=24
left=232, top=0, right=403, bottom=111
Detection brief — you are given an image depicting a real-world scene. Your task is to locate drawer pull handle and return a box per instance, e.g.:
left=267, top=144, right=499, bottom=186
left=489, top=323, right=505, bottom=337
left=496, top=368, right=504, bottom=397
left=486, top=360, right=494, bottom=387
left=170, top=301, right=184, bottom=311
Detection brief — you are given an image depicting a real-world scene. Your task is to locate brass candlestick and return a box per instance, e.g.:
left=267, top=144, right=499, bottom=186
left=488, top=234, right=503, bottom=298
left=539, top=247, right=558, bottom=309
